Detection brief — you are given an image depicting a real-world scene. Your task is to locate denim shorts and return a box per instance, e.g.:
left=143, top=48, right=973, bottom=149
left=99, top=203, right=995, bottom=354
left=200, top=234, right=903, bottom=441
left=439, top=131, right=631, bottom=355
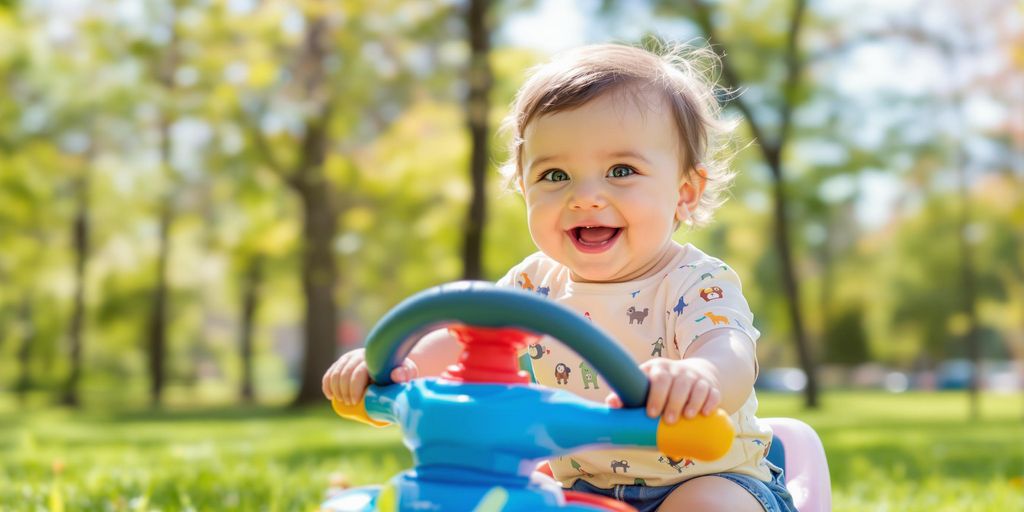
left=567, top=462, right=796, bottom=512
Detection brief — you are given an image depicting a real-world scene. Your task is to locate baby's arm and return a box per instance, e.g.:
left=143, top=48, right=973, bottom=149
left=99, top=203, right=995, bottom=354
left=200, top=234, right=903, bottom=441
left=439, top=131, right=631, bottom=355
left=322, top=328, right=460, bottom=405
left=404, top=328, right=462, bottom=376
left=680, top=329, right=757, bottom=414
left=640, top=262, right=760, bottom=423
left=615, top=330, right=755, bottom=425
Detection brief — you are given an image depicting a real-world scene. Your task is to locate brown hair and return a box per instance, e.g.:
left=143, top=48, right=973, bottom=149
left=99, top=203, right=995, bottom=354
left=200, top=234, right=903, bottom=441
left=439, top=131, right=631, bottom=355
left=498, top=41, right=737, bottom=227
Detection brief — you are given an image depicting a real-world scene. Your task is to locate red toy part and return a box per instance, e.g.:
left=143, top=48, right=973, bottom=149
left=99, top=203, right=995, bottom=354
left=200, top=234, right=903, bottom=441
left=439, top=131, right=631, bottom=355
left=442, top=325, right=535, bottom=384
left=562, top=491, right=638, bottom=512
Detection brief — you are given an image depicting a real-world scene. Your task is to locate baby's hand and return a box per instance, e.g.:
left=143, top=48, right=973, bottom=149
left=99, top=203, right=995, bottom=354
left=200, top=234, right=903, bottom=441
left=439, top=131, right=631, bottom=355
left=605, top=358, right=720, bottom=425
left=321, top=348, right=418, bottom=405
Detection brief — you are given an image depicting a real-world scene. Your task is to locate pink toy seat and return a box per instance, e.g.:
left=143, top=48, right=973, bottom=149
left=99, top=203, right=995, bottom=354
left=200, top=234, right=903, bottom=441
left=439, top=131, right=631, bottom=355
left=762, top=417, right=832, bottom=512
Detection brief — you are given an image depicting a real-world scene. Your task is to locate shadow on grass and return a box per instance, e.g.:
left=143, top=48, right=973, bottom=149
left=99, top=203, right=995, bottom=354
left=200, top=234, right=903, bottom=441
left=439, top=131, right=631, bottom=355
left=99, top=404, right=338, bottom=423
left=282, top=439, right=413, bottom=472
left=0, top=402, right=336, bottom=424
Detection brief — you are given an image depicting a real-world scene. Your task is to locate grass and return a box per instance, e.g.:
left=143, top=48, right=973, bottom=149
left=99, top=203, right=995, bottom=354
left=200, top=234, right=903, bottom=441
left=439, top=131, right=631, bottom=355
left=0, top=391, right=1021, bottom=511
left=0, top=405, right=409, bottom=511
left=758, top=391, right=1024, bottom=512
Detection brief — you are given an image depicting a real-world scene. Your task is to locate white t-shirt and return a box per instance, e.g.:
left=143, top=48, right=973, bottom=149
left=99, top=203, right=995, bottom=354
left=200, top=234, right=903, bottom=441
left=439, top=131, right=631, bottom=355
left=497, top=243, right=773, bottom=488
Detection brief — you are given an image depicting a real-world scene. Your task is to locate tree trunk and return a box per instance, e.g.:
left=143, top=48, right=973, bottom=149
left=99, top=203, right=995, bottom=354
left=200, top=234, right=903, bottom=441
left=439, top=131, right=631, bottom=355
left=284, top=12, right=342, bottom=406
left=291, top=113, right=339, bottom=406
left=769, top=166, right=819, bottom=407
left=147, top=9, right=178, bottom=409
left=239, top=253, right=264, bottom=403
left=819, top=207, right=834, bottom=364
left=16, top=298, right=33, bottom=404
left=1003, top=278, right=1024, bottom=420
left=955, top=130, right=981, bottom=420
left=243, top=14, right=340, bottom=407
left=292, top=180, right=338, bottom=405
left=942, top=40, right=981, bottom=419
left=148, top=195, right=173, bottom=408
left=61, top=171, right=90, bottom=407
left=461, top=0, right=491, bottom=280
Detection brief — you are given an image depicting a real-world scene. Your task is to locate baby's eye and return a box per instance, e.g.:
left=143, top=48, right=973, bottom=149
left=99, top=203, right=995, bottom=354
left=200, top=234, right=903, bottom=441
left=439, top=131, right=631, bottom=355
left=608, top=165, right=636, bottom=178
left=541, top=169, right=569, bottom=182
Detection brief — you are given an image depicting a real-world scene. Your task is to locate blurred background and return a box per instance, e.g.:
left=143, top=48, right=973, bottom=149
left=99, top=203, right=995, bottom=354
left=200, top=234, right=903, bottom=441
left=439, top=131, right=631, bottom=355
left=0, top=0, right=1022, bottom=510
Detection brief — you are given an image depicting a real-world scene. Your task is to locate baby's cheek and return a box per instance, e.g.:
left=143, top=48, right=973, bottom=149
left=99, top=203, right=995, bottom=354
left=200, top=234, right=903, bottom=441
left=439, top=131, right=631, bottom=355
left=526, top=211, right=562, bottom=249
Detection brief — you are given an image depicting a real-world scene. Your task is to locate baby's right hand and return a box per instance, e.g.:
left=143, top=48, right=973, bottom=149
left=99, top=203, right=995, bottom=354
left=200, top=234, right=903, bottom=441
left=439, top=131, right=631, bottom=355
left=321, top=348, right=419, bottom=405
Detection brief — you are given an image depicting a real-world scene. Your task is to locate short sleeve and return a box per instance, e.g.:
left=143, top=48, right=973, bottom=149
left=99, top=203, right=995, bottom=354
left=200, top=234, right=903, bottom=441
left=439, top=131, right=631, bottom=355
left=673, top=264, right=760, bottom=356
left=495, top=252, right=551, bottom=291
left=496, top=265, right=519, bottom=288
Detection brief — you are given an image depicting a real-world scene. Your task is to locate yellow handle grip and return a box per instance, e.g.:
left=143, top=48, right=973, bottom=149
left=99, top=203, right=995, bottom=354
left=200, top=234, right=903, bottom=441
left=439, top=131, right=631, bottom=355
left=331, top=398, right=391, bottom=428
left=656, top=409, right=735, bottom=461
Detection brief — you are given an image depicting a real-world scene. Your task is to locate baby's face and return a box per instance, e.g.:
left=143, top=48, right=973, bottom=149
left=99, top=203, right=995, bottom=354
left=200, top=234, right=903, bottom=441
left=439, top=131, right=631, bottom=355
left=520, top=88, right=701, bottom=283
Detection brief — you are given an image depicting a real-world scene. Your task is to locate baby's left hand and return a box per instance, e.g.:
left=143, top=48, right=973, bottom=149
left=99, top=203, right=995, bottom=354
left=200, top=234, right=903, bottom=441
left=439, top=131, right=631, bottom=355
left=605, top=358, right=721, bottom=425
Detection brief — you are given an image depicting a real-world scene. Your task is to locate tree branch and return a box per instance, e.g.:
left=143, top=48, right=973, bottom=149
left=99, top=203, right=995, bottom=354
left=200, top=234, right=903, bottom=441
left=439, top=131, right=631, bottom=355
left=778, top=0, right=809, bottom=148
left=244, top=105, right=299, bottom=190
left=687, top=0, right=778, bottom=166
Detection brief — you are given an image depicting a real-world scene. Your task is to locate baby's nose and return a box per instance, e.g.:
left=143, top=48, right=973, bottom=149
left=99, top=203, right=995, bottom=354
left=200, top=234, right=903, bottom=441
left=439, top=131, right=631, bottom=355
left=571, top=199, right=603, bottom=210
left=569, top=182, right=607, bottom=209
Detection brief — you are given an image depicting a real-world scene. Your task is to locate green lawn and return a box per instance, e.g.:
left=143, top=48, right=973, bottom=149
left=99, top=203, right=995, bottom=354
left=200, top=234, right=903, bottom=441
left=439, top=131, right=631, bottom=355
left=1, top=391, right=1021, bottom=511
left=757, top=392, right=1024, bottom=512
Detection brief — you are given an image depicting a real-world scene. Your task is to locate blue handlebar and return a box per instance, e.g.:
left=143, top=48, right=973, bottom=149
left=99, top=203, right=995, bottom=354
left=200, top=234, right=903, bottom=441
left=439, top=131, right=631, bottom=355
left=361, top=281, right=650, bottom=408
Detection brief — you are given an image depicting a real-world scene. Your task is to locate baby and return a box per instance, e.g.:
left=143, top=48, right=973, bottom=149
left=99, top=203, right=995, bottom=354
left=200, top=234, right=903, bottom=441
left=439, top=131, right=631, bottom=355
left=323, top=43, right=795, bottom=512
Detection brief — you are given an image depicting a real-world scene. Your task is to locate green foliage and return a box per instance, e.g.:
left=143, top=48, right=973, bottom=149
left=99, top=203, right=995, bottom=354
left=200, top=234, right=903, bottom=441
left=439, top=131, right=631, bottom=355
left=0, top=0, right=1021, bottom=406
left=823, top=307, right=871, bottom=365
left=860, top=177, right=1024, bottom=363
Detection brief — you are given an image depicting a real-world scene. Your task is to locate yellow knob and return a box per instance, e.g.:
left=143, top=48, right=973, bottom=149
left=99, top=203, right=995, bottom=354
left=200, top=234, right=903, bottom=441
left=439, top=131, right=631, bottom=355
left=656, top=409, right=734, bottom=461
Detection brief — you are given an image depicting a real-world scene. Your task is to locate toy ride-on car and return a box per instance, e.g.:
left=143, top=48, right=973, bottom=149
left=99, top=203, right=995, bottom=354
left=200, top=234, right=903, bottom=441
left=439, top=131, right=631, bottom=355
left=323, top=282, right=831, bottom=512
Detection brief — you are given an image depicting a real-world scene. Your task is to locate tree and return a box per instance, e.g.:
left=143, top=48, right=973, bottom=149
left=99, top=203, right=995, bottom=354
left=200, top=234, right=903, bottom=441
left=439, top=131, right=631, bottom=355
left=238, top=253, right=263, bottom=403
left=230, top=1, right=461, bottom=405
left=61, top=159, right=90, bottom=406
left=0, top=4, right=105, bottom=403
left=146, top=10, right=183, bottom=408
left=686, top=0, right=820, bottom=407
left=246, top=12, right=340, bottom=407
left=461, top=0, right=493, bottom=280
left=871, top=0, right=1017, bottom=418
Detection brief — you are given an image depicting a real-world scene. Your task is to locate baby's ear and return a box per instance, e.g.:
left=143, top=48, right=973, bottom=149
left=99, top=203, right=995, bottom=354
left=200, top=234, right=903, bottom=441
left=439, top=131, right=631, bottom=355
left=676, top=165, right=708, bottom=222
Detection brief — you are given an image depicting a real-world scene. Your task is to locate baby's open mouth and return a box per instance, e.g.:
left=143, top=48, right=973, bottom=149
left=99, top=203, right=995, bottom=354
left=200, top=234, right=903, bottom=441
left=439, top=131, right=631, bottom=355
left=569, top=226, right=622, bottom=252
